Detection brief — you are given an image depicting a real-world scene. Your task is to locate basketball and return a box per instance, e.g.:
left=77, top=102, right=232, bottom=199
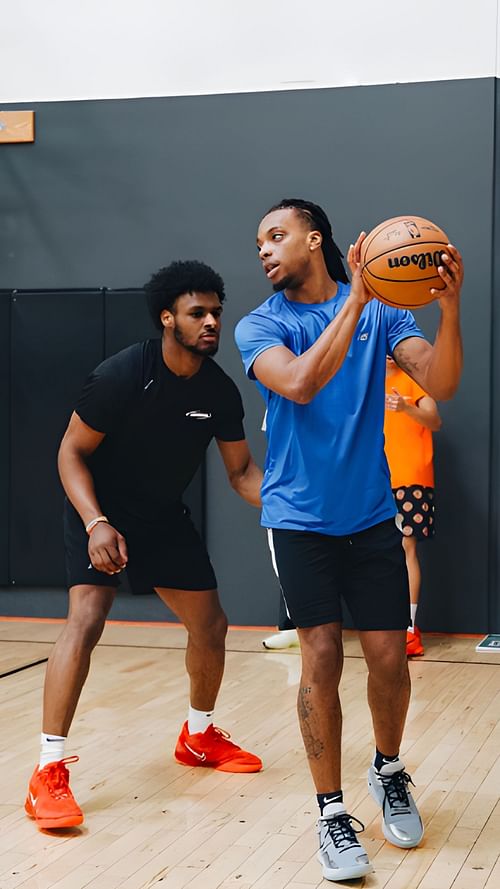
left=360, top=215, right=449, bottom=308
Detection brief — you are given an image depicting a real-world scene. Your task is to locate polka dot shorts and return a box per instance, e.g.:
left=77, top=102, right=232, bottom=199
left=393, top=485, right=435, bottom=540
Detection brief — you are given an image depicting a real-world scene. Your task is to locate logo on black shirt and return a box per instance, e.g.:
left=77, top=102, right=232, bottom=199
left=185, top=410, right=212, bottom=420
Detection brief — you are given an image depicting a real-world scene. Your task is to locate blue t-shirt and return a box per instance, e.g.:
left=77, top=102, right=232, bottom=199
left=235, top=282, right=424, bottom=535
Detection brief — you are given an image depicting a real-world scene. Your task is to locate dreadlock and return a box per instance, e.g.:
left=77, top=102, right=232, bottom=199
left=266, top=198, right=349, bottom=284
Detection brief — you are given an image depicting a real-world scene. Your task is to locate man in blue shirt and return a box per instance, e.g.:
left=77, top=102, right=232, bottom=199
left=235, top=198, right=463, bottom=882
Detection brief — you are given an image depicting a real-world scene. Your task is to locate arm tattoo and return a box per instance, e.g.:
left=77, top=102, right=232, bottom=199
left=298, top=686, right=325, bottom=760
left=393, top=341, right=420, bottom=376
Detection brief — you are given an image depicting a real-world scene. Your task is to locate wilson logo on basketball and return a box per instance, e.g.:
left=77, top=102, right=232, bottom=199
left=360, top=214, right=449, bottom=309
left=387, top=251, right=444, bottom=271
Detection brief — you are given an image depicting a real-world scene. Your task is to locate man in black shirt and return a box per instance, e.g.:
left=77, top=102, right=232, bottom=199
left=26, top=260, right=263, bottom=831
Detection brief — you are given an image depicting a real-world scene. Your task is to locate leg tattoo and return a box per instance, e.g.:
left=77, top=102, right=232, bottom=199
left=298, top=686, right=324, bottom=760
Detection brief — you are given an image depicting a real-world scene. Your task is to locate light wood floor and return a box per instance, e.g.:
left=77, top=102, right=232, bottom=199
left=1, top=620, right=500, bottom=888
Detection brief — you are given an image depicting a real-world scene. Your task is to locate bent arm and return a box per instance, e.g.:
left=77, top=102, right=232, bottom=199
left=411, top=395, right=441, bottom=431
left=393, top=325, right=462, bottom=401
left=58, top=412, right=128, bottom=573
left=404, top=395, right=442, bottom=431
left=216, top=439, right=263, bottom=507
left=58, top=411, right=106, bottom=526
left=393, top=244, right=463, bottom=400
left=251, top=232, right=371, bottom=404
left=252, top=297, right=364, bottom=403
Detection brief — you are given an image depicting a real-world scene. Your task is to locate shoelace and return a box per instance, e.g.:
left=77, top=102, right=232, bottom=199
left=42, top=755, right=79, bottom=799
left=204, top=726, right=240, bottom=749
left=212, top=727, right=231, bottom=741
left=320, top=813, right=366, bottom=851
left=380, top=769, right=414, bottom=814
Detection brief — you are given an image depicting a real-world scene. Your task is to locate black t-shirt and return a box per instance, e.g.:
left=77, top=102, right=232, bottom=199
left=75, top=339, right=245, bottom=523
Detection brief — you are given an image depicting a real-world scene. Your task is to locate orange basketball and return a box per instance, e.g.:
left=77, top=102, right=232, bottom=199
left=360, top=215, right=449, bottom=309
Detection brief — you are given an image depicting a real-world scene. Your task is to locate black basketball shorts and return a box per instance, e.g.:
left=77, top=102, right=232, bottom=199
left=63, top=499, right=217, bottom=592
left=267, top=518, right=410, bottom=631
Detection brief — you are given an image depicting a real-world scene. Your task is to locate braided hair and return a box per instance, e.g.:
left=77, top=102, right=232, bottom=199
left=265, top=198, right=349, bottom=284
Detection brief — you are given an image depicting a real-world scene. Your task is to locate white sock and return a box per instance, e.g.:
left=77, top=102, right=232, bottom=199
left=39, top=732, right=66, bottom=768
left=408, top=604, right=418, bottom=631
left=188, top=706, right=214, bottom=735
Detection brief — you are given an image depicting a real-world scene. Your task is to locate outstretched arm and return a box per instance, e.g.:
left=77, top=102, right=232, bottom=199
left=216, top=439, right=263, bottom=507
left=253, top=233, right=372, bottom=403
left=393, top=245, right=463, bottom=400
left=58, top=412, right=128, bottom=574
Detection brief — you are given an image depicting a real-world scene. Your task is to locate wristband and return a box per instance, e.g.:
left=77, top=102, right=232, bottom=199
left=85, top=515, right=109, bottom=535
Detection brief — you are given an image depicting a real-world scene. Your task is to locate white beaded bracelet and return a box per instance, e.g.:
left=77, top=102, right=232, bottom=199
left=85, top=515, right=109, bottom=535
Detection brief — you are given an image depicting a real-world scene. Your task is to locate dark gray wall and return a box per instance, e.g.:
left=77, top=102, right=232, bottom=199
left=0, top=288, right=203, bottom=596
left=491, top=79, right=500, bottom=632
left=0, top=79, right=496, bottom=630
left=9, top=289, right=103, bottom=585
left=0, top=293, right=10, bottom=584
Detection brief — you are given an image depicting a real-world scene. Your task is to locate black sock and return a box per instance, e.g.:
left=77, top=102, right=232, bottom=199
left=374, top=749, right=399, bottom=771
left=317, top=791, right=343, bottom=814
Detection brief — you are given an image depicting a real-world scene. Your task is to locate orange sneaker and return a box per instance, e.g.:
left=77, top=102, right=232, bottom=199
left=406, top=627, right=424, bottom=657
left=174, top=722, right=262, bottom=773
left=25, top=756, right=84, bottom=829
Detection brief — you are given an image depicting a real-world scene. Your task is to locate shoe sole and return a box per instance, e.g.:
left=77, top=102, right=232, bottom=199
left=381, top=820, right=424, bottom=848
left=317, top=853, right=373, bottom=881
left=367, top=775, right=424, bottom=849
left=174, top=755, right=262, bottom=773
left=25, top=799, right=84, bottom=829
left=407, top=650, right=424, bottom=657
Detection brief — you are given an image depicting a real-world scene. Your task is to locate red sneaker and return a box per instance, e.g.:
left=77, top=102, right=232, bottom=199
left=406, top=627, right=424, bottom=657
left=25, top=756, right=84, bottom=829
left=174, top=722, right=262, bottom=773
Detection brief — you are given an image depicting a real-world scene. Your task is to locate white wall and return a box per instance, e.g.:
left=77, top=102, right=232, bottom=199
left=1, top=0, right=499, bottom=103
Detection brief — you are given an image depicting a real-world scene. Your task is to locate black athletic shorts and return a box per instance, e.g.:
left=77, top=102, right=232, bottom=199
left=63, top=499, right=217, bottom=591
left=267, top=518, right=410, bottom=631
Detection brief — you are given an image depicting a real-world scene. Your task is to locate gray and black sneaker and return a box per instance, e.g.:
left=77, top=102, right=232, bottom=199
left=316, top=802, right=373, bottom=882
left=367, top=758, right=424, bottom=848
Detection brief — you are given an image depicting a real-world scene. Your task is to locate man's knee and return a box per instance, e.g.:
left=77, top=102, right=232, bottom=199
left=369, top=647, right=408, bottom=686
left=189, top=608, right=228, bottom=649
left=65, top=586, right=114, bottom=649
left=300, top=625, right=344, bottom=684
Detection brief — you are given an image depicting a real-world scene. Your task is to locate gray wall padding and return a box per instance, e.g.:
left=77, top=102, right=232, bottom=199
left=4, top=288, right=203, bottom=591
left=0, top=293, right=11, bottom=584
left=9, top=291, right=104, bottom=585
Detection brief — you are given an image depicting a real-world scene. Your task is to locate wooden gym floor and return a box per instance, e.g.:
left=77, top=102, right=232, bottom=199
left=1, top=620, right=500, bottom=889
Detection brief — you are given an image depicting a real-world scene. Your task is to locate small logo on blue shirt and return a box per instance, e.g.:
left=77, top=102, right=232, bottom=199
left=359, top=333, right=369, bottom=341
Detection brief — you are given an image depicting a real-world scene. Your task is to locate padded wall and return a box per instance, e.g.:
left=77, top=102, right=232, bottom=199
left=4, top=288, right=204, bottom=590
left=9, top=290, right=104, bottom=585
left=0, top=293, right=11, bottom=584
